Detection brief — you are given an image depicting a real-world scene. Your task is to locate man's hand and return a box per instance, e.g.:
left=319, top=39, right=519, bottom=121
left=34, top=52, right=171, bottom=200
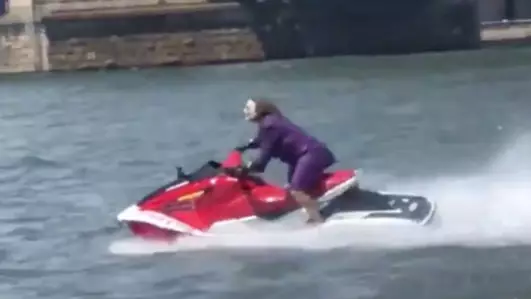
left=234, top=138, right=258, bottom=152
left=234, top=144, right=249, bottom=152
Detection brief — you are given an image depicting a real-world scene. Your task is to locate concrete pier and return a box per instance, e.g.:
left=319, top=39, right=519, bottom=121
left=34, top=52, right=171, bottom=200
left=481, top=20, right=531, bottom=46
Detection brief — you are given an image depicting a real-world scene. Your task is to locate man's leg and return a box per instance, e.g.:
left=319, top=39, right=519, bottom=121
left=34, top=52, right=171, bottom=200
left=289, top=154, right=326, bottom=223
left=290, top=190, right=324, bottom=223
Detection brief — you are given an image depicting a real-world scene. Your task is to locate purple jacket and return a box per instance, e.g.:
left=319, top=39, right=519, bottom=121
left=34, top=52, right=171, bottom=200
left=248, top=113, right=334, bottom=172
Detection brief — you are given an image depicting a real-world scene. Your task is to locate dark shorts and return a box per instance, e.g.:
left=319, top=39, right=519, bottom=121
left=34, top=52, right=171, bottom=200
left=287, top=147, right=335, bottom=193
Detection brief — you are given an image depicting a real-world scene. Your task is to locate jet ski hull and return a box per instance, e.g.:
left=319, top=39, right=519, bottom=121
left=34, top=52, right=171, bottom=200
left=116, top=150, right=436, bottom=242
left=118, top=187, right=436, bottom=241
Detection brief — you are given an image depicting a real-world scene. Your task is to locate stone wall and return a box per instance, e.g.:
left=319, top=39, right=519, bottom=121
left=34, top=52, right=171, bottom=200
left=2, top=0, right=518, bottom=74
left=34, top=0, right=239, bottom=20
left=46, top=28, right=264, bottom=71
left=0, top=0, right=34, bottom=24
left=36, top=1, right=263, bottom=71
left=0, top=24, right=39, bottom=73
left=0, top=0, right=42, bottom=73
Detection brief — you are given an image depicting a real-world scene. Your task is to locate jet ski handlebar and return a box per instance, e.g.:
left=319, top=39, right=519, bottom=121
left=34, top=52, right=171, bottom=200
left=221, top=165, right=249, bottom=178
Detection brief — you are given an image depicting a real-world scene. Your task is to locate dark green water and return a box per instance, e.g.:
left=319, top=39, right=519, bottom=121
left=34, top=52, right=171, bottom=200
left=1, top=47, right=531, bottom=299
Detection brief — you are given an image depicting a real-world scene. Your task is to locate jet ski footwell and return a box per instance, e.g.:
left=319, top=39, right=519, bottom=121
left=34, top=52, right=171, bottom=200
left=207, top=188, right=436, bottom=232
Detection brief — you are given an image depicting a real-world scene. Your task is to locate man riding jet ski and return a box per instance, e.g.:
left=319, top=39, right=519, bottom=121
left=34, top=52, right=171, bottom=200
left=235, top=98, right=336, bottom=224
left=115, top=99, right=436, bottom=241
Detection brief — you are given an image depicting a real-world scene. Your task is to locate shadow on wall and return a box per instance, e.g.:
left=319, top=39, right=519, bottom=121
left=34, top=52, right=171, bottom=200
left=236, top=0, right=480, bottom=58
left=40, top=0, right=481, bottom=54
left=480, top=0, right=531, bottom=22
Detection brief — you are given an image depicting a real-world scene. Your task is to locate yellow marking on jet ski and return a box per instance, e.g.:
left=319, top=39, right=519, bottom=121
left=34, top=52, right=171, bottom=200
left=177, top=190, right=205, bottom=202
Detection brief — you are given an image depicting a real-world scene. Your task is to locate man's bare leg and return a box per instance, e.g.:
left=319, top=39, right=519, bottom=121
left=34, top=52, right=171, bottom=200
left=290, top=190, right=324, bottom=223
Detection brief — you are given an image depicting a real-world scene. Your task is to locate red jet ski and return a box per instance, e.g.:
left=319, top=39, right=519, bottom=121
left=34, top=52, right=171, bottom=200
left=117, top=150, right=436, bottom=242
